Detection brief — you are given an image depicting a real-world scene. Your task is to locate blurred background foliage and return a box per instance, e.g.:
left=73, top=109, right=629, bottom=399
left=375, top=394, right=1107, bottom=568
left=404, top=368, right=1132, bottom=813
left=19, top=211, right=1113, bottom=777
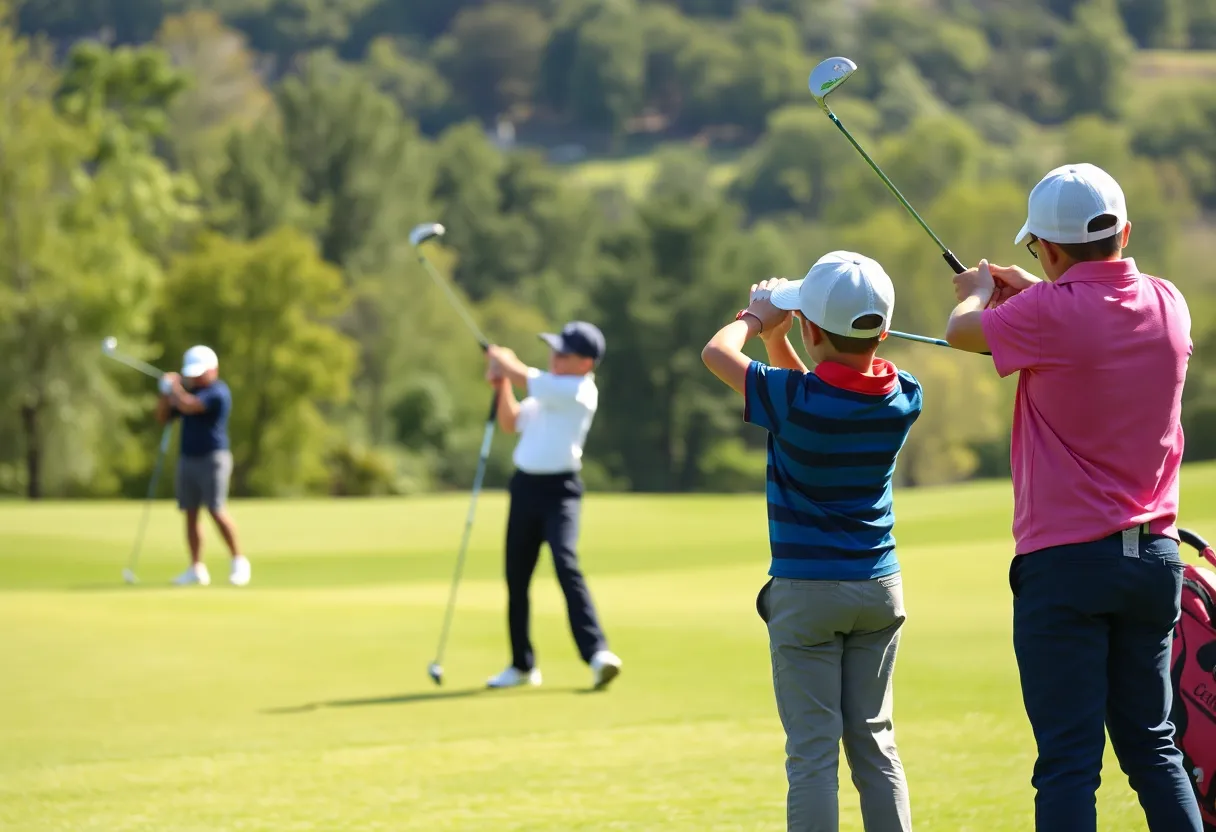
left=3, top=0, right=1216, bottom=498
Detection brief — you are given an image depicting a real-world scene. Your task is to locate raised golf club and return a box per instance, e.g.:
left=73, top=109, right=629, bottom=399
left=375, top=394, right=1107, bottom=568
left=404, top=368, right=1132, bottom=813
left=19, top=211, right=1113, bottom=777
left=888, top=331, right=950, bottom=348
left=809, top=57, right=966, bottom=276
left=123, top=422, right=175, bottom=584
left=408, top=222, right=490, bottom=351
left=101, top=337, right=166, bottom=380
left=427, top=392, right=500, bottom=685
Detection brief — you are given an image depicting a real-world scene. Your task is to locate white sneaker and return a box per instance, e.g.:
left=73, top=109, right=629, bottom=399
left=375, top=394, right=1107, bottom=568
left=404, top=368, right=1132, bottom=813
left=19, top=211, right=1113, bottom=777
left=590, top=650, right=622, bottom=690
left=229, top=555, right=251, bottom=587
left=172, top=563, right=211, bottom=587
left=486, top=666, right=542, bottom=689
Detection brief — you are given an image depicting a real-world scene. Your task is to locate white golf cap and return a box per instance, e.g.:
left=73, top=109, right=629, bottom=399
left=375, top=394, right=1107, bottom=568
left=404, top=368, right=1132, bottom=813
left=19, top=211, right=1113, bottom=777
left=769, top=251, right=895, bottom=338
left=1014, top=163, right=1127, bottom=246
left=181, top=345, right=218, bottom=378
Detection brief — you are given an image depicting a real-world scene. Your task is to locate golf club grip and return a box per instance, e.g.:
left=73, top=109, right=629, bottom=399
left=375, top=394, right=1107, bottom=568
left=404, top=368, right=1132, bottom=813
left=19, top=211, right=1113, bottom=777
left=943, top=251, right=965, bottom=274
left=486, top=391, right=499, bottom=424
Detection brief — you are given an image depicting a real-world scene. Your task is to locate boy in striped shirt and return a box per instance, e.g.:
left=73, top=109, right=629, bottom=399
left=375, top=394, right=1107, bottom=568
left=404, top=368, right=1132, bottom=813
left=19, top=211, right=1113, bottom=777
left=702, top=251, right=923, bottom=832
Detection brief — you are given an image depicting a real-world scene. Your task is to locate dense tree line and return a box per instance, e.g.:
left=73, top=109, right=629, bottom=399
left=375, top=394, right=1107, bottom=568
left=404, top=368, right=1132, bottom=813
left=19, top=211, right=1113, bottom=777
left=2, top=0, right=1216, bottom=499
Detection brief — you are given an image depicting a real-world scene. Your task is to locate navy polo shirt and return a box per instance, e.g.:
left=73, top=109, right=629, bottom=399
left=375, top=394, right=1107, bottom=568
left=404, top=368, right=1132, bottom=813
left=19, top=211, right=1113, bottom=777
left=172, top=380, right=232, bottom=458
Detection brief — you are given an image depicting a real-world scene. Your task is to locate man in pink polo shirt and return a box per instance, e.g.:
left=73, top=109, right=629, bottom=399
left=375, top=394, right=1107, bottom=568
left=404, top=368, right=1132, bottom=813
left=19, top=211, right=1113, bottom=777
left=944, top=163, right=1202, bottom=832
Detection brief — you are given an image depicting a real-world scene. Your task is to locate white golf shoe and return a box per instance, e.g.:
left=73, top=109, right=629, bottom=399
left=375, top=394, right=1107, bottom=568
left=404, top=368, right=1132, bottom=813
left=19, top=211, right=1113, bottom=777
left=172, top=563, right=211, bottom=587
left=590, top=650, right=622, bottom=690
left=229, top=555, right=251, bottom=587
left=486, top=666, right=542, bottom=689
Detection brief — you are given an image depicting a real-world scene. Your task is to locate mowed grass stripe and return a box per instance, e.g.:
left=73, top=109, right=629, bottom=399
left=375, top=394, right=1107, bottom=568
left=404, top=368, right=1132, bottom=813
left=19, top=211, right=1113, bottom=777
left=1, top=464, right=1214, bottom=829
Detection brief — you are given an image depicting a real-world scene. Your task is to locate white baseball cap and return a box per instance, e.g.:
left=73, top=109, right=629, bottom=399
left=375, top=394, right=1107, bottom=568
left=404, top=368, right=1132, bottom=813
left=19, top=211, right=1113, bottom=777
left=1014, top=163, right=1127, bottom=246
left=181, top=345, right=218, bottom=378
left=768, top=251, right=895, bottom=338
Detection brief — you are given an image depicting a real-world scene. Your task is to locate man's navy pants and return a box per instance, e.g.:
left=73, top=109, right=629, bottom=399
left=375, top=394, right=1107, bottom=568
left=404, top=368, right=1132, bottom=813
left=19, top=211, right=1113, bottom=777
left=506, top=471, right=607, bottom=671
left=1010, top=529, right=1202, bottom=832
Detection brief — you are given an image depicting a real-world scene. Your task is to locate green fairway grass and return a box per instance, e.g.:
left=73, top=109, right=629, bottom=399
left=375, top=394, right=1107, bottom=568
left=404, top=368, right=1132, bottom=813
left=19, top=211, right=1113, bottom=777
left=4, top=466, right=1216, bottom=831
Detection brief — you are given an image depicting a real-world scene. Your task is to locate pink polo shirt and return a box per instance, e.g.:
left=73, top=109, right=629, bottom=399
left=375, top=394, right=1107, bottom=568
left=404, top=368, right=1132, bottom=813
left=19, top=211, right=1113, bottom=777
left=981, top=258, right=1191, bottom=555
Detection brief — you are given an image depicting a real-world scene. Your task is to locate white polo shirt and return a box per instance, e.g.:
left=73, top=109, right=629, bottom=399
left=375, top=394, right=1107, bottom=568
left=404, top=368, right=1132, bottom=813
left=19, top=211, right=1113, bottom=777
left=513, top=368, right=598, bottom=474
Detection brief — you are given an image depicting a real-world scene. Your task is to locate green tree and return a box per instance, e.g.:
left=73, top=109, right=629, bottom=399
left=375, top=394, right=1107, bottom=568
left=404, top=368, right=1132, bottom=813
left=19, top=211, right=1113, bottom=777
left=431, top=3, right=549, bottom=123
left=731, top=104, right=878, bottom=221
left=159, top=229, right=357, bottom=496
left=362, top=37, right=456, bottom=133
left=212, top=121, right=321, bottom=240
left=276, top=50, right=433, bottom=273
left=592, top=149, right=789, bottom=491
left=0, top=26, right=167, bottom=498
left=1131, top=88, right=1216, bottom=211
left=156, top=10, right=273, bottom=200
left=1051, top=0, right=1134, bottom=120
left=1191, top=0, right=1216, bottom=47
left=728, top=8, right=804, bottom=132
left=671, top=21, right=743, bottom=129
left=566, top=0, right=645, bottom=137
left=1120, top=0, right=1188, bottom=47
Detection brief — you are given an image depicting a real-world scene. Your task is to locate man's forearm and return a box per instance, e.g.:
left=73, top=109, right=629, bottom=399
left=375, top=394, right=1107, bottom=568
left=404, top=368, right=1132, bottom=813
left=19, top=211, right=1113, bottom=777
left=945, top=293, right=992, bottom=354
left=170, top=384, right=205, bottom=414
left=761, top=335, right=808, bottom=372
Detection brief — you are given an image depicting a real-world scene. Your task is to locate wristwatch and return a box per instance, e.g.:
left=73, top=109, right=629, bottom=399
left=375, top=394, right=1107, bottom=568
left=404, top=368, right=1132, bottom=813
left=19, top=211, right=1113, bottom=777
left=735, top=309, right=763, bottom=332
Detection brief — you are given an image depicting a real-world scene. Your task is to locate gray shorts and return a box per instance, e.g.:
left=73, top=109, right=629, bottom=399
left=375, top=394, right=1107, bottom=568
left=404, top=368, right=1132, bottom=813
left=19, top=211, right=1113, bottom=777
left=176, top=451, right=233, bottom=512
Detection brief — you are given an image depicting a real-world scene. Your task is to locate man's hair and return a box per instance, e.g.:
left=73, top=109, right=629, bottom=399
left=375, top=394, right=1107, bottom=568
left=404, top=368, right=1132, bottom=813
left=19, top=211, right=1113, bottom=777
left=1053, top=214, right=1122, bottom=261
left=823, top=314, right=884, bottom=355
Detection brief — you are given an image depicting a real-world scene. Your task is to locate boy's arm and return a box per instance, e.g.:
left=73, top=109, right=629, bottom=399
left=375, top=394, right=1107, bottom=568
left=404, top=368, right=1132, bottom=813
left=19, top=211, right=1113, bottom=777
left=761, top=333, right=809, bottom=373
left=702, top=316, right=765, bottom=394
left=486, top=345, right=530, bottom=389
left=492, top=376, right=521, bottom=433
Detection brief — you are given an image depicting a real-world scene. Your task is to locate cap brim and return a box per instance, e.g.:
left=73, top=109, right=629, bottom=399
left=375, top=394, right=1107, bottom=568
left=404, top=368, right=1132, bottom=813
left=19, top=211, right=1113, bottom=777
left=1013, top=221, right=1032, bottom=246
left=769, top=280, right=803, bottom=311
left=538, top=333, right=564, bottom=352
left=182, top=362, right=210, bottom=378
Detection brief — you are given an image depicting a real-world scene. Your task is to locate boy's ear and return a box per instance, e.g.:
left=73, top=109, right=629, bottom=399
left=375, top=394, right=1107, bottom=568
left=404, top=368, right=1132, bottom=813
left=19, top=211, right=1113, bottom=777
left=805, top=319, right=825, bottom=346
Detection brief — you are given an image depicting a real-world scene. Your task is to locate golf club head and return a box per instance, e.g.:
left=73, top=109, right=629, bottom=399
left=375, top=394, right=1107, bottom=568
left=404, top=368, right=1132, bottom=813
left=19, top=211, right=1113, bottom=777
left=102, top=336, right=118, bottom=355
left=427, top=662, right=444, bottom=685
left=809, top=57, right=857, bottom=111
left=122, top=568, right=138, bottom=585
left=409, top=223, right=446, bottom=247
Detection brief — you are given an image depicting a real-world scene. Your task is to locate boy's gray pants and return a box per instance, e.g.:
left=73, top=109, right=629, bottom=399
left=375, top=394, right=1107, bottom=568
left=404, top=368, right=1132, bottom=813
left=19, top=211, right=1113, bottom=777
left=759, top=574, right=911, bottom=832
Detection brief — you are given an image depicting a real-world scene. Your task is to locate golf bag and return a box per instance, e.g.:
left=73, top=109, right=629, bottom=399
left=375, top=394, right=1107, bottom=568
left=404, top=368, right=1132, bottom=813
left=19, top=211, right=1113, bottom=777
left=1172, top=528, right=1216, bottom=832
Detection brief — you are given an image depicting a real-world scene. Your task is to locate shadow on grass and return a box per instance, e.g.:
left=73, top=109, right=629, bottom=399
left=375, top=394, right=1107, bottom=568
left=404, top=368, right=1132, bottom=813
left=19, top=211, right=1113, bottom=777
left=265, top=685, right=593, bottom=715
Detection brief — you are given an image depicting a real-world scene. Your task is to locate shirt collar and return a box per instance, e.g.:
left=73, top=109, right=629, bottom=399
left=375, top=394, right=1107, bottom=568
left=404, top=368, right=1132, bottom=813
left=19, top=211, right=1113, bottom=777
left=814, top=358, right=900, bottom=396
left=1057, top=257, right=1139, bottom=285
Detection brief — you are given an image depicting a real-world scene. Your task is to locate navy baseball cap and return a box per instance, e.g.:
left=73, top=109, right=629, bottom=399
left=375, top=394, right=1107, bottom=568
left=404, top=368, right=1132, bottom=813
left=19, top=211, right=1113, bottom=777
left=539, top=321, right=606, bottom=361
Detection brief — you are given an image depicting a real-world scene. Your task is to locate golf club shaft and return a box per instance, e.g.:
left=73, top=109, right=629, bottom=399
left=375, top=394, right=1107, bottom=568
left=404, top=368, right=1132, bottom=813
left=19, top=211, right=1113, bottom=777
left=825, top=112, right=966, bottom=275
left=413, top=251, right=490, bottom=350
left=104, top=350, right=165, bottom=380
left=889, top=330, right=950, bottom=348
left=432, top=393, right=500, bottom=667
left=127, top=422, right=173, bottom=576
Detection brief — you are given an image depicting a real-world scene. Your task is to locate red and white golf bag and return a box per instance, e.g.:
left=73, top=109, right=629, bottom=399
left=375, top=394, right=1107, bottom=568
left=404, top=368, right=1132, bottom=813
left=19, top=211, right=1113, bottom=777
left=1172, top=528, right=1216, bottom=831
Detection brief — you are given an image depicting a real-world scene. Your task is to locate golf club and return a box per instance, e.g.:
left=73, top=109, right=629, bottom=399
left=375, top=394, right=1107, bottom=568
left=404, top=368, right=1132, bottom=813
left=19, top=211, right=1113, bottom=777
left=123, top=422, right=174, bottom=584
left=408, top=223, right=490, bottom=351
left=889, top=331, right=949, bottom=348
left=809, top=58, right=966, bottom=276
left=428, top=392, right=500, bottom=685
left=101, top=337, right=166, bottom=380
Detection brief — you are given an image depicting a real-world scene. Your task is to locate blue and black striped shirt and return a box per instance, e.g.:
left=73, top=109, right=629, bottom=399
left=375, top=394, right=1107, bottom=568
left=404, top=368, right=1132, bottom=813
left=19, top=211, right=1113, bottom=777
left=745, top=359, right=922, bottom=580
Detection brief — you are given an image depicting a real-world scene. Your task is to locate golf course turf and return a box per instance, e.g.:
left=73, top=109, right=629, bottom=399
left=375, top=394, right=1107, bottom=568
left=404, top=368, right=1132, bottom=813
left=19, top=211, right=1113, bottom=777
left=4, top=465, right=1216, bottom=830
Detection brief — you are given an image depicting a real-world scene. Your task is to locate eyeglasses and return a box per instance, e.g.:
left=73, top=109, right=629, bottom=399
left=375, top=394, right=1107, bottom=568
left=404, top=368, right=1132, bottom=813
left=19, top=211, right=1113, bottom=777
left=1026, top=236, right=1040, bottom=260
